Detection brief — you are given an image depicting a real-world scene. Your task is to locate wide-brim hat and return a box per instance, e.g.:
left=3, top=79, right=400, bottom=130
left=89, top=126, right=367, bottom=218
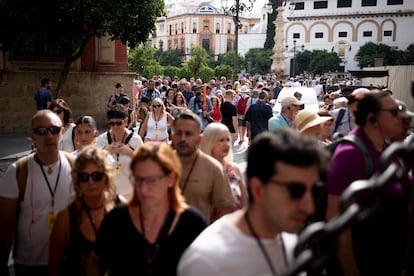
left=295, top=110, right=333, bottom=133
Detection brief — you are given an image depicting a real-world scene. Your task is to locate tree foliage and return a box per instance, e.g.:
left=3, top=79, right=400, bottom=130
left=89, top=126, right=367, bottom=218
left=214, top=64, right=233, bottom=80
left=356, top=42, right=414, bottom=68
left=183, top=45, right=209, bottom=78
left=244, top=48, right=273, bottom=74
left=158, top=49, right=181, bottom=67
left=129, top=44, right=159, bottom=76
left=0, top=0, right=165, bottom=95
left=296, top=50, right=341, bottom=74
left=215, top=50, right=245, bottom=73
left=199, top=66, right=215, bottom=84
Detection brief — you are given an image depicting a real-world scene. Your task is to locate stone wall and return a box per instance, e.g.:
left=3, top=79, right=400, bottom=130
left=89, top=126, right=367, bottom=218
left=0, top=71, right=136, bottom=133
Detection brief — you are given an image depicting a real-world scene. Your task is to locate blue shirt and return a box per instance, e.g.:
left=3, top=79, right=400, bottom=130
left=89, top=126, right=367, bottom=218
left=268, top=114, right=291, bottom=131
left=245, top=101, right=273, bottom=140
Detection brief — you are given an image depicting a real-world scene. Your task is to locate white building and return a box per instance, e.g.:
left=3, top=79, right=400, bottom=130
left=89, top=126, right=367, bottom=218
left=283, top=0, right=414, bottom=74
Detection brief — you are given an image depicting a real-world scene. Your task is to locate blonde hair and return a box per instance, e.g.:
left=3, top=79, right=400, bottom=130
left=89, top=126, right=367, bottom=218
left=200, top=122, right=233, bottom=163
left=129, top=142, right=185, bottom=212
left=151, top=97, right=166, bottom=112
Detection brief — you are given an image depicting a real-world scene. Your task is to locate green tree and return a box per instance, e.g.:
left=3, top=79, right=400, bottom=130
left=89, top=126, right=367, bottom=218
left=214, top=64, right=233, bottom=80
left=159, top=49, right=181, bottom=67
left=295, top=50, right=340, bottom=74
left=128, top=44, right=158, bottom=75
left=216, top=50, right=245, bottom=73
left=143, top=63, right=164, bottom=79
left=179, top=66, right=192, bottom=80
left=199, top=66, right=215, bottom=84
left=164, top=66, right=181, bottom=79
left=0, top=0, right=165, bottom=96
left=183, top=45, right=209, bottom=78
left=244, top=48, right=273, bottom=74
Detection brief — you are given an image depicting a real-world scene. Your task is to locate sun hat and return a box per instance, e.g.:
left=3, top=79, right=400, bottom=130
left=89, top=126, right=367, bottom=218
left=280, top=96, right=302, bottom=108
left=295, top=110, right=333, bottom=133
left=240, top=85, right=249, bottom=93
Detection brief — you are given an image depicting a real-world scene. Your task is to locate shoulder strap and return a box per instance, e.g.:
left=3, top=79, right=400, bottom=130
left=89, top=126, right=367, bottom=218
left=62, top=151, right=75, bottom=168
left=16, top=156, right=28, bottom=202
left=333, top=109, right=346, bottom=133
left=124, top=131, right=134, bottom=145
left=342, top=135, right=373, bottom=178
left=107, top=131, right=112, bottom=144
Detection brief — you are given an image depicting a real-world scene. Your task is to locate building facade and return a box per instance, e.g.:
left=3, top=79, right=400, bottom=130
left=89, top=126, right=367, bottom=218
left=151, top=1, right=260, bottom=60
left=283, top=0, right=414, bottom=74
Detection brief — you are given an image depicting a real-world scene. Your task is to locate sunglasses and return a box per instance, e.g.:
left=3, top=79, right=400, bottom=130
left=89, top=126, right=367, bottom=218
left=32, top=126, right=62, bottom=136
left=53, top=109, right=63, bottom=114
left=153, top=104, right=162, bottom=108
left=109, top=121, right=123, bottom=126
left=78, top=172, right=105, bottom=182
left=268, top=179, right=321, bottom=200
left=379, top=105, right=403, bottom=117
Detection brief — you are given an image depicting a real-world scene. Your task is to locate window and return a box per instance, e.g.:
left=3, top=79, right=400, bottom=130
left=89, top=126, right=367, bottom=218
left=175, top=24, right=178, bottom=35
left=192, top=22, right=197, bottom=33
left=181, top=22, right=184, bottom=33
left=384, top=30, right=392, bottom=37
left=204, top=20, right=209, bottom=29
left=169, top=25, right=172, bottom=36
left=216, top=23, right=220, bottom=34
left=363, top=31, right=372, bottom=37
left=294, top=2, right=304, bottom=10
left=293, top=33, right=300, bottom=39
left=337, top=0, right=352, bottom=7
left=387, top=0, right=403, bottom=4
left=362, top=0, right=376, bottom=6
left=227, top=23, right=231, bottom=34
left=315, top=32, right=324, bottom=38
left=339, top=32, right=347, bottom=37
left=314, top=1, right=328, bottom=9
left=168, top=40, right=172, bottom=50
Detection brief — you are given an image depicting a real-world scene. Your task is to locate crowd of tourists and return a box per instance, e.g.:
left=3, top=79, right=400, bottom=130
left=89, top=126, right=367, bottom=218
left=0, top=74, right=413, bottom=276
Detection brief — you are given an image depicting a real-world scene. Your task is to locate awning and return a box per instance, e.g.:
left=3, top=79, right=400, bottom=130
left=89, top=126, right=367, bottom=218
left=348, top=70, right=389, bottom=78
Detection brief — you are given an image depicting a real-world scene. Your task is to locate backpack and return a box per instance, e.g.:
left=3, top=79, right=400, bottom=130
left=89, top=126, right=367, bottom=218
left=237, top=96, right=249, bottom=115
left=15, top=151, right=75, bottom=202
left=106, top=131, right=134, bottom=145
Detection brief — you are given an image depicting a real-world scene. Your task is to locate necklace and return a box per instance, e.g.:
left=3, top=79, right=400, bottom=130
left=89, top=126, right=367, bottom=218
left=244, top=211, right=288, bottom=276
left=180, top=151, right=199, bottom=193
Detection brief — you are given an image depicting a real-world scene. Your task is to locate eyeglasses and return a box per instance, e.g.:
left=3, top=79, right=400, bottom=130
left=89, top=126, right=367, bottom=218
left=153, top=105, right=162, bottom=108
left=78, top=172, right=105, bottom=182
left=53, top=109, right=63, bottom=114
left=268, top=179, right=321, bottom=200
left=109, top=121, right=124, bottom=126
left=32, top=126, right=62, bottom=136
left=129, top=174, right=166, bottom=187
left=379, top=105, right=403, bottom=117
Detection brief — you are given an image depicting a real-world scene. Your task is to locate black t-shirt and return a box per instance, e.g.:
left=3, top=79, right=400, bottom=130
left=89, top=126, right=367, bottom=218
left=220, top=101, right=237, bottom=133
left=96, top=205, right=207, bottom=276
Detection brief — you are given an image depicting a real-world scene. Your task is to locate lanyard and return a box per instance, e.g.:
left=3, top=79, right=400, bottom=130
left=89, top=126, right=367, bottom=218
left=180, top=152, right=199, bottom=193
left=35, top=155, right=61, bottom=209
left=244, top=211, right=288, bottom=276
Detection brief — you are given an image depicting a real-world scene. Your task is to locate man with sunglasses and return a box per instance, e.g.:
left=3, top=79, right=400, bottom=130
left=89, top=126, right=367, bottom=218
left=0, top=110, right=73, bottom=276
left=178, top=128, right=329, bottom=275
left=326, top=90, right=408, bottom=276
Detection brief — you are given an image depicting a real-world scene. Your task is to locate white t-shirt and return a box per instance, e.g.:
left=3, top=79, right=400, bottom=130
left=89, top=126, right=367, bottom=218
left=96, top=130, right=143, bottom=198
left=178, top=210, right=298, bottom=276
left=0, top=152, right=73, bottom=265
left=61, top=123, right=76, bottom=152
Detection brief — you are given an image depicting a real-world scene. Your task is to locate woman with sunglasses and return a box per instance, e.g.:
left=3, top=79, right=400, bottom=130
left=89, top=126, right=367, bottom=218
left=139, top=97, right=174, bottom=143
left=49, top=146, right=119, bottom=276
left=48, top=99, right=76, bottom=152
left=96, top=142, right=207, bottom=275
left=200, top=123, right=247, bottom=211
left=96, top=104, right=143, bottom=199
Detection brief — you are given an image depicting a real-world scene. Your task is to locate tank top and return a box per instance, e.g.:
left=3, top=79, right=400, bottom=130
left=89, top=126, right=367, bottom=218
left=145, top=112, right=169, bottom=140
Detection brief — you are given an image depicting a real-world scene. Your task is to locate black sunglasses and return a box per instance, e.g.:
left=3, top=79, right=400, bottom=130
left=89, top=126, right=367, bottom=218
left=268, top=179, right=321, bottom=200
left=53, top=109, right=63, bottom=114
left=78, top=172, right=105, bottom=182
left=109, top=121, right=123, bottom=126
left=32, top=126, right=62, bottom=136
left=379, top=105, right=403, bottom=117
left=153, top=104, right=162, bottom=108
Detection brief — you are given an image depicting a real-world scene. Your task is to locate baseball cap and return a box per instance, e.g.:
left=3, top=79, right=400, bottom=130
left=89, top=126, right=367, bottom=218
left=192, top=84, right=201, bottom=91
left=280, top=96, right=302, bottom=107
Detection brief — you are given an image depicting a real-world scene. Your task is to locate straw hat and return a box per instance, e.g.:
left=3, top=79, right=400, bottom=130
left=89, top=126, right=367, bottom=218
left=295, top=110, right=333, bottom=133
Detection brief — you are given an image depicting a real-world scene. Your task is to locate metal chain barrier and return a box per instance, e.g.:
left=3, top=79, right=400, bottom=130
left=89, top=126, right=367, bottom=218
left=283, top=135, right=414, bottom=276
